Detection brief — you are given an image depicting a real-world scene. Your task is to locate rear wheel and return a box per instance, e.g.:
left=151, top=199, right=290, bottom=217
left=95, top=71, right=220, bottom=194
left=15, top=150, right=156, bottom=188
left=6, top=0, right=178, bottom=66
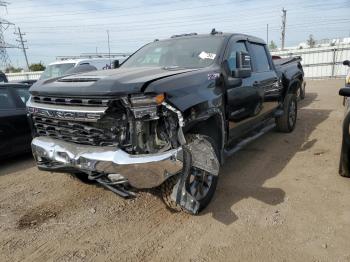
left=299, top=82, right=306, bottom=100
left=275, top=93, right=297, bottom=133
left=160, top=134, right=219, bottom=213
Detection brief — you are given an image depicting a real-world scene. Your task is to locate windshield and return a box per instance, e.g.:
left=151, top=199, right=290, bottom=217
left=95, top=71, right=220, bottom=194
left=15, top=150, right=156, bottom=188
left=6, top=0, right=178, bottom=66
left=40, top=63, right=76, bottom=80
left=122, top=36, right=224, bottom=69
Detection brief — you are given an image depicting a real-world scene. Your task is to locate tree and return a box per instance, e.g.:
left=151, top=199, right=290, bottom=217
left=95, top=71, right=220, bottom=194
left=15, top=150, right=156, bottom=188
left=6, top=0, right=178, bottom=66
left=269, top=40, right=277, bottom=50
left=29, top=62, right=45, bottom=71
left=5, top=66, right=23, bottom=73
left=307, top=34, right=316, bottom=48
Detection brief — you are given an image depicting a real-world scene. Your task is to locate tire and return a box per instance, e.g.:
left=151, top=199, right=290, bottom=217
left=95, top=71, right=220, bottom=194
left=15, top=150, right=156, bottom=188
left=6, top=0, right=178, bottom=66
left=275, top=93, right=297, bottom=133
left=299, top=82, right=306, bottom=100
left=339, top=145, right=350, bottom=177
left=160, top=134, right=219, bottom=214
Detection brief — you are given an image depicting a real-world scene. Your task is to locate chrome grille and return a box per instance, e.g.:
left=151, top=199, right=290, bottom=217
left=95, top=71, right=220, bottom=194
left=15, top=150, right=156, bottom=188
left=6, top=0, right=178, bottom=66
left=32, top=96, right=110, bottom=107
left=32, top=116, right=117, bottom=146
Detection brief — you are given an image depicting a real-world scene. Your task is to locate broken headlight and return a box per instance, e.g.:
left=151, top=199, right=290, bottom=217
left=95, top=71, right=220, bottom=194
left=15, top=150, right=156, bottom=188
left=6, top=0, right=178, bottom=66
left=129, top=93, right=165, bottom=119
left=129, top=93, right=164, bottom=107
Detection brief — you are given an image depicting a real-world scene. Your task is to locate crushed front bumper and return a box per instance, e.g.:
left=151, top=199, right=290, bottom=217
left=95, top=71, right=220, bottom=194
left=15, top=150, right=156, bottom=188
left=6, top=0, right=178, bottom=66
left=31, top=137, right=183, bottom=189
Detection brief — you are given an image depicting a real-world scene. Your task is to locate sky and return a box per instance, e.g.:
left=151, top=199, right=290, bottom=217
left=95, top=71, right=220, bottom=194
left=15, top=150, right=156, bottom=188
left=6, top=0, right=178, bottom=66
left=2, top=0, right=350, bottom=68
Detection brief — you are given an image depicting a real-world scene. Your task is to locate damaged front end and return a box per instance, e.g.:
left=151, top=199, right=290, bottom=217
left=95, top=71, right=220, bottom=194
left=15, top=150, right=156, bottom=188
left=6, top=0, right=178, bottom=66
left=27, top=93, right=208, bottom=212
left=27, top=92, right=184, bottom=184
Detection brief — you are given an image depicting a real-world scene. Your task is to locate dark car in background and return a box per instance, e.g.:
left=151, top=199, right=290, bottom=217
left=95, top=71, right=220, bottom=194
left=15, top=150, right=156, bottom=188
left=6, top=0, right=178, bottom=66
left=0, top=83, right=32, bottom=158
left=338, top=60, right=350, bottom=177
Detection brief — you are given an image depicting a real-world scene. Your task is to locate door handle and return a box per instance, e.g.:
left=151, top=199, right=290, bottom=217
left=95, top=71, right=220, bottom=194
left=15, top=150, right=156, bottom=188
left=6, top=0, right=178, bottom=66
left=253, top=81, right=259, bottom=87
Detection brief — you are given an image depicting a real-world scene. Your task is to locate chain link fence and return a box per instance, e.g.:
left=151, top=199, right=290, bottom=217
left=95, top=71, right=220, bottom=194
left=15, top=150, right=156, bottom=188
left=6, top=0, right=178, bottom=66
left=271, top=44, right=350, bottom=79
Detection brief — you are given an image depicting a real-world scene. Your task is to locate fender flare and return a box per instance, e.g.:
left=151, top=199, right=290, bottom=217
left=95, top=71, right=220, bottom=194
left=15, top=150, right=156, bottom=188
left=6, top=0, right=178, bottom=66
left=183, top=108, right=226, bottom=164
left=285, top=78, right=302, bottom=97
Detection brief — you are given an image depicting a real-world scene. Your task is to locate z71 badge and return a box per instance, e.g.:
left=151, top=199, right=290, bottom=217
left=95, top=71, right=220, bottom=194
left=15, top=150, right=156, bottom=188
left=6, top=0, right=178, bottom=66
left=208, top=73, right=220, bottom=80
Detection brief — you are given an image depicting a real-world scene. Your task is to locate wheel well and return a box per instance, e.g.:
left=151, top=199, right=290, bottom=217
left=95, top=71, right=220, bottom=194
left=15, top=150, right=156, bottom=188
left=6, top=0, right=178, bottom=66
left=288, top=79, right=301, bottom=95
left=186, top=114, right=223, bottom=162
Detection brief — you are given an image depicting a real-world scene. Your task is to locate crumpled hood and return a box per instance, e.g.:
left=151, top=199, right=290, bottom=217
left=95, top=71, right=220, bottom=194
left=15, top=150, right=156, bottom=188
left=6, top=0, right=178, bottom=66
left=30, top=67, right=199, bottom=97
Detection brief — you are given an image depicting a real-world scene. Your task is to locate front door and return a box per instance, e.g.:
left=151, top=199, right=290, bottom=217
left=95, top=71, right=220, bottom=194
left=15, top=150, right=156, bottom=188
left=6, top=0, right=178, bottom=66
left=225, top=40, right=265, bottom=141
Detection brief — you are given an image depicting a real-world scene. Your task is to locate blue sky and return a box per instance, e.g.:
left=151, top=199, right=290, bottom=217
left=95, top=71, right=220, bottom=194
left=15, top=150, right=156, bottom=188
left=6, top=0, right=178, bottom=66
left=2, top=0, right=350, bottom=68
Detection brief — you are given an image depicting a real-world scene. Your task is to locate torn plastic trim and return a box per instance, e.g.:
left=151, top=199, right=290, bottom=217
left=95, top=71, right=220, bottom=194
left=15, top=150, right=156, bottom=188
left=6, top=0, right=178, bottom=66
left=171, top=135, right=220, bottom=214
left=162, top=101, right=184, bottom=127
left=171, top=147, right=201, bottom=214
left=162, top=101, right=186, bottom=145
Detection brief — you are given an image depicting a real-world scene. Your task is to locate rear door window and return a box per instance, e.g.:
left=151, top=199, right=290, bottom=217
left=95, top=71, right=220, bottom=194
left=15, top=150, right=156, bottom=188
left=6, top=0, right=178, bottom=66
left=0, top=88, right=15, bottom=109
left=250, top=43, right=271, bottom=72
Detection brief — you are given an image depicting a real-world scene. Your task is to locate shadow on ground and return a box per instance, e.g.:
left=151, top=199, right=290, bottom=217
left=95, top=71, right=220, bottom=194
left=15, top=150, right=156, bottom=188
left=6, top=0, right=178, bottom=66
left=203, top=93, right=332, bottom=225
left=0, top=153, right=35, bottom=176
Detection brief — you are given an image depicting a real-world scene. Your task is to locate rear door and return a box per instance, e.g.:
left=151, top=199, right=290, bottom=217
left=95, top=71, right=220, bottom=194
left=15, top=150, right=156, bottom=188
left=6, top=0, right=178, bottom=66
left=247, top=42, right=281, bottom=114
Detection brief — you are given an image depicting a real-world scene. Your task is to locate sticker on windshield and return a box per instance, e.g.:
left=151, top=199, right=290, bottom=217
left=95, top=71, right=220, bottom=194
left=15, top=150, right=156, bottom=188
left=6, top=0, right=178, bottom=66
left=199, top=51, right=216, bottom=60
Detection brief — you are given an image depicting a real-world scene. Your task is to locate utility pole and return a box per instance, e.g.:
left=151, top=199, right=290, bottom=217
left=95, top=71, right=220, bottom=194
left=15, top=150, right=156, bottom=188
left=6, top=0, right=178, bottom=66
left=15, top=27, right=29, bottom=70
left=266, top=24, right=269, bottom=44
left=107, top=30, right=111, bottom=65
left=281, top=8, right=287, bottom=50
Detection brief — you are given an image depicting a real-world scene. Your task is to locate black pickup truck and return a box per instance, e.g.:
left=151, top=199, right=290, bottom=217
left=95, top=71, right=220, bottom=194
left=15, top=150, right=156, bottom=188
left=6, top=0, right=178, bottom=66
left=27, top=31, right=304, bottom=214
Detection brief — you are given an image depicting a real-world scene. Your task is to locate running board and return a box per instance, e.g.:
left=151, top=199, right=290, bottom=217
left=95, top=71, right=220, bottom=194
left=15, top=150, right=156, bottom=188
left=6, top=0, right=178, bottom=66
left=224, top=123, right=276, bottom=157
left=274, top=109, right=284, bottom=117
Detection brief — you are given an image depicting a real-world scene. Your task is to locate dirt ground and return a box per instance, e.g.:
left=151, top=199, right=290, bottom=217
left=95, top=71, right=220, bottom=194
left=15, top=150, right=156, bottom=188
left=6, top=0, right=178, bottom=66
left=1, top=79, right=350, bottom=262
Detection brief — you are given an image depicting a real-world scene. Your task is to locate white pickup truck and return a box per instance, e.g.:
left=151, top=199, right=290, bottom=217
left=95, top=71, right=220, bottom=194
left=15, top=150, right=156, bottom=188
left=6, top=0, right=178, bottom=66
left=40, top=58, right=127, bottom=80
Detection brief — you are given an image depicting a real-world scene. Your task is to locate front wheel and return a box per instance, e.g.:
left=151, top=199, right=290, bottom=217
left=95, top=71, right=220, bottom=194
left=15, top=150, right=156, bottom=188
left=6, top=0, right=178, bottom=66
left=160, top=134, right=219, bottom=214
left=275, top=93, right=297, bottom=133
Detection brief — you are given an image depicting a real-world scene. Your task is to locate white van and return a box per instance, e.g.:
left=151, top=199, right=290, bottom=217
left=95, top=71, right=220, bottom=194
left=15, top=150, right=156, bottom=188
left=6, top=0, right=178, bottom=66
left=40, top=58, right=126, bottom=80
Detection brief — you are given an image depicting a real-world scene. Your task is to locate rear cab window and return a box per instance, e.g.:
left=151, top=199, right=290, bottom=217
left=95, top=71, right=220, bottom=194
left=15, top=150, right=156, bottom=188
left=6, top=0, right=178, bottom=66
left=250, top=43, right=271, bottom=72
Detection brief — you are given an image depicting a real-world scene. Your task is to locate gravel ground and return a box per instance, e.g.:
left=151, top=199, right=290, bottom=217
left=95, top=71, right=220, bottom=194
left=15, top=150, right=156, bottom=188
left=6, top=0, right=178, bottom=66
left=1, top=79, right=350, bottom=262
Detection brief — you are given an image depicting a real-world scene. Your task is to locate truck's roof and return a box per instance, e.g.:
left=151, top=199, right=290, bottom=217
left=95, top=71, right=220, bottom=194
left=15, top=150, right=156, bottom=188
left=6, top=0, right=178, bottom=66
left=160, top=33, right=266, bottom=45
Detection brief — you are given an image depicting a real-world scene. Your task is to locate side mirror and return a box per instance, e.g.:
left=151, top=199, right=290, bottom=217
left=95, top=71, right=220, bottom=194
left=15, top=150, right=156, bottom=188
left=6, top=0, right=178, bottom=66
left=232, top=51, right=252, bottom=78
left=339, top=88, right=350, bottom=97
left=113, top=60, right=120, bottom=69
left=343, top=60, right=350, bottom=67
left=222, top=60, right=242, bottom=88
